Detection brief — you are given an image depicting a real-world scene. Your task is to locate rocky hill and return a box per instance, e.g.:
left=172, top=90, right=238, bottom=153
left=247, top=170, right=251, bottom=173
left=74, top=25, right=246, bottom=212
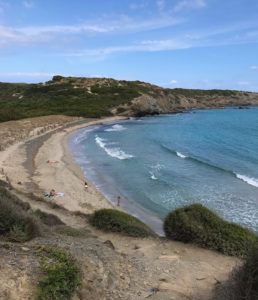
left=0, top=75, right=257, bottom=122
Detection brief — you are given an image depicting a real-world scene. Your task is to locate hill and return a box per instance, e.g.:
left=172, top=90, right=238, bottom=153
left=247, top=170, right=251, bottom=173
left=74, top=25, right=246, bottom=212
left=0, top=75, right=258, bottom=122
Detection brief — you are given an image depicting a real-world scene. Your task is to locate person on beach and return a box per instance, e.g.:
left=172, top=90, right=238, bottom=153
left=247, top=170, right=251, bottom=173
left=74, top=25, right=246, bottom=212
left=84, top=181, right=88, bottom=189
left=117, top=196, right=121, bottom=207
left=49, top=189, right=56, bottom=197
left=46, top=160, right=59, bottom=164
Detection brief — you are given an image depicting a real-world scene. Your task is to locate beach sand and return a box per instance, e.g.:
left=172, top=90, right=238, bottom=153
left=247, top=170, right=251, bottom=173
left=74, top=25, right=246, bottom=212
left=0, top=116, right=126, bottom=214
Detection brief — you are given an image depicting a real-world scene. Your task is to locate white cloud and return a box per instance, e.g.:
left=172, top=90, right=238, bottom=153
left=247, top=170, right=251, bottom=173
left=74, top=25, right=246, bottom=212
left=170, top=79, right=178, bottom=84
left=0, top=15, right=183, bottom=47
left=61, top=21, right=258, bottom=59
left=174, top=0, right=206, bottom=12
left=0, top=9, right=257, bottom=60
left=23, top=1, right=34, bottom=8
left=0, top=25, right=52, bottom=46
left=63, top=39, right=190, bottom=59
left=20, top=16, right=182, bottom=35
left=250, top=65, right=258, bottom=70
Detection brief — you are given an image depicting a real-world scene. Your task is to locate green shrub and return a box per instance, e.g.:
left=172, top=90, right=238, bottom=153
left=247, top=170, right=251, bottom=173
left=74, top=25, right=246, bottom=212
left=0, top=188, right=39, bottom=242
left=90, top=209, right=155, bottom=238
left=37, top=248, right=80, bottom=300
left=213, top=242, right=258, bottom=300
left=164, top=204, right=257, bottom=257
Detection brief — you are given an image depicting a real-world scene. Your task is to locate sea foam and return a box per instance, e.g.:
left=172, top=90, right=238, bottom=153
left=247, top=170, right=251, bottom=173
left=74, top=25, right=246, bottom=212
left=105, top=124, right=126, bottom=132
left=73, top=126, right=99, bottom=145
left=95, top=135, right=134, bottom=160
left=235, top=174, right=258, bottom=188
left=149, top=171, right=158, bottom=180
left=176, top=151, right=187, bottom=159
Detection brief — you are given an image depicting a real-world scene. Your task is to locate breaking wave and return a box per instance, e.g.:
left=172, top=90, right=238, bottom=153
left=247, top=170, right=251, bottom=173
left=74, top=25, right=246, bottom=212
left=73, top=126, right=99, bottom=145
left=105, top=124, right=126, bottom=132
left=161, top=144, right=258, bottom=188
left=176, top=151, right=187, bottom=159
left=95, top=135, right=134, bottom=160
left=235, top=174, right=258, bottom=188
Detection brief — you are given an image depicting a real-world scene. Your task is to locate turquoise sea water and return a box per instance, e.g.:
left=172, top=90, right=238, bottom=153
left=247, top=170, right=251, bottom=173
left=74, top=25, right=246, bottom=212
left=69, top=107, right=258, bottom=234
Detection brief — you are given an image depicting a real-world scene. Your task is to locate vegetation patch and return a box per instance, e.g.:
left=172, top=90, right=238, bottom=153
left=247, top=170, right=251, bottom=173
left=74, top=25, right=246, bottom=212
left=54, top=225, right=90, bottom=237
left=163, top=204, right=257, bottom=257
left=34, top=209, right=65, bottom=226
left=89, top=209, right=156, bottom=238
left=213, top=242, right=258, bottom=300
left=0, top=187, right=39, bottom=242
left=0, top=78, right=149, bottom=122
left=0, top=76, right=247, bottom=123
left=37, top=247, right=80, bottom=300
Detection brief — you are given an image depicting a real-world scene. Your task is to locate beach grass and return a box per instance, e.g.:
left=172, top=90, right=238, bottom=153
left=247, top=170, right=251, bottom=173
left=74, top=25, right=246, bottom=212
left=164, top=204, right=257, bottom=257
left=89, top=208, right=156, bottom=238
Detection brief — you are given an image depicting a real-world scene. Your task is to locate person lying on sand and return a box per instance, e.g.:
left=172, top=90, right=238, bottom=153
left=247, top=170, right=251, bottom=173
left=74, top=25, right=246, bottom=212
left=43, top=189, right=64, bottom=198
left=46, top=160, right=59, bottom=164
left=49, top=189, right=56, bottom=197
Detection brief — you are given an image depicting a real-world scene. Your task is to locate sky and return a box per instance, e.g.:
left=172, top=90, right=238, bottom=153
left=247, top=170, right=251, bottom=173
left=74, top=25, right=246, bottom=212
left=0, top=0, right=258, bottom=91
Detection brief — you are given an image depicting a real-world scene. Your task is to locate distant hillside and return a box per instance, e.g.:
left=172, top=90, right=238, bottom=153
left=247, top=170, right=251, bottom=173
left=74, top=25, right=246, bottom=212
left=0, top=75, right=258, bottom=122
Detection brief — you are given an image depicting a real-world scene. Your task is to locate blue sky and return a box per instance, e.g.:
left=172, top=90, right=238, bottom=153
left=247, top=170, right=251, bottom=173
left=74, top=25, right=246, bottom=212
left=0, top=0, right=258, bottom=91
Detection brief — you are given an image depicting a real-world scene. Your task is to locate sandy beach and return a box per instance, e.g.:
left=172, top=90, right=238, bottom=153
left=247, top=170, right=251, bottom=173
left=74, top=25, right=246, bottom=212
left=0, top=116, right=126, bottom=214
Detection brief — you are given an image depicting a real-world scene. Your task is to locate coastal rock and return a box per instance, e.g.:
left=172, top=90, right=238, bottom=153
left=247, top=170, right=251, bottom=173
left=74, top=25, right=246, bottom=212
left=103, top=240, right=115, bottom=250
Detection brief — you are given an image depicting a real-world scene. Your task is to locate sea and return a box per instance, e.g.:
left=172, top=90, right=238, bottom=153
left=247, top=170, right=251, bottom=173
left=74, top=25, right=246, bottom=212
left=69, top=107, right=258, bottom=235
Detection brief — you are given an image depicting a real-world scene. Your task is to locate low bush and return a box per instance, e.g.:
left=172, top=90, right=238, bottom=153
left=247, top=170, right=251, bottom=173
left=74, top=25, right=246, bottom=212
left=89, top=209, right=155, bottom=238
left=34, top=209, right=65, bottom=226
left=213, top=242, right=258, bottom=300
left=0, top=185, right=31, bottom=211
left=0, top=188, right=39, bottom=242
left=163, top=204, right=257, bottom=257
left=37, top=248, right=80, bottom=300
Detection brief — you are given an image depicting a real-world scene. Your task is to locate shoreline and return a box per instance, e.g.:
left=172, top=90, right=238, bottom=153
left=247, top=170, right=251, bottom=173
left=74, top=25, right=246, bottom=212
left=68, top=123, right=165, bottom=235
left=1, top=107, right=257, bottom=236
left=0, top=114, right=165, bottom=234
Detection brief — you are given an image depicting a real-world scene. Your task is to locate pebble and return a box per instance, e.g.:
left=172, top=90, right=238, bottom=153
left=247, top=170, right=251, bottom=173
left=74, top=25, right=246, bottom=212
left=21, top=247, right=30, bottom=252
